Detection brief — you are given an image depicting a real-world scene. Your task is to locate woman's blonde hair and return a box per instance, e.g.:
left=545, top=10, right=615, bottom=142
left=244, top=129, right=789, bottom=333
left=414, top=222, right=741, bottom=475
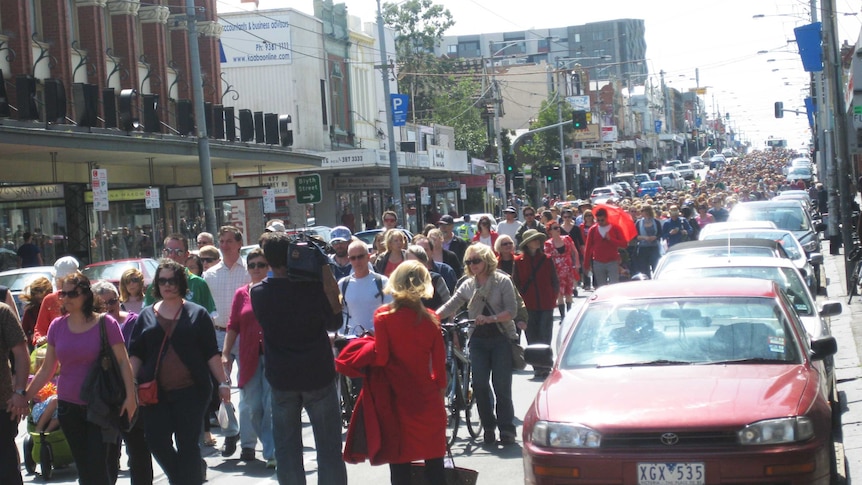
left=464, top=243, right=497, bottom=278
left=19, top=276, right=52, bottom=306
left=383, top=260, right=439, bottom=326
left=383, top=229, right=406, bottom=253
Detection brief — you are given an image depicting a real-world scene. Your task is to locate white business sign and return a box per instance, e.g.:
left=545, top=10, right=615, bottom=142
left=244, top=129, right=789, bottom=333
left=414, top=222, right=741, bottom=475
left=566, top=95, right=591, bottom=111
left=262, top=189, right=276, bottom=213
left=219, top=12, right=292, bottom=68
left=420, top=186, right=430, bottom=205
left=145, top=188, right=160, bottom=209
left=91, top=169, right=108, bottom=211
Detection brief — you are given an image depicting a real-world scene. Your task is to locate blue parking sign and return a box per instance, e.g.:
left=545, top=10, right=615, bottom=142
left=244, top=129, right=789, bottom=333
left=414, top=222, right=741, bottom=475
left=391, top=94, right=409, bottom=126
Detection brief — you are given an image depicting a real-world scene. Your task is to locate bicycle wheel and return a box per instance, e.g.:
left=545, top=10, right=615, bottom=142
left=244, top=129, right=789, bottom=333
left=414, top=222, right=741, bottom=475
left=338, top=374, right=354, bottom=428
left=462, top=363, right=480, bottom=439
left=445, top=367, right=461, bottom=447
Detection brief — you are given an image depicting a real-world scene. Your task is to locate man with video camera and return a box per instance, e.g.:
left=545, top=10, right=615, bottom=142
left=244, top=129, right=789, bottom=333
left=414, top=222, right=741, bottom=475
left=250, top=231, right=347, bottom=485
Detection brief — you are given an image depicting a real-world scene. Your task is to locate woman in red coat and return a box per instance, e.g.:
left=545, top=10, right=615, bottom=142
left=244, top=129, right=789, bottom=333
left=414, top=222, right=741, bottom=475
left=373, top=260, right=447, bottom=485
left=472, top=215, right=499, bottom=249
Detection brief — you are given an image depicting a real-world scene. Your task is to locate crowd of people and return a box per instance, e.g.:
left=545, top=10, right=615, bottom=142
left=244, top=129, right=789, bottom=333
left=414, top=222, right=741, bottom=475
left=0, top=147, right=828, bottom=485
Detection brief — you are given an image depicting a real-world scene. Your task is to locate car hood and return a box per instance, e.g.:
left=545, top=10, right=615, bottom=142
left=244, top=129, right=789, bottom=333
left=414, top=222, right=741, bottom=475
left=536, top=365, right=813, bottom=429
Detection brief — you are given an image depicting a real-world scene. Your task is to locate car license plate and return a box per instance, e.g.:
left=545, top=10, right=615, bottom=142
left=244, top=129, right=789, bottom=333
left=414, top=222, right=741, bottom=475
left=638, top=462, right=705, bottom=485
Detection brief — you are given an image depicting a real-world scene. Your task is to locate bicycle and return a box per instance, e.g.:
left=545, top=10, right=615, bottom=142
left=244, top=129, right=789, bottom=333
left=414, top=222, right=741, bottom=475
left=848, top=243, right=862, bottom=304
left=333, top=326, right=372, bottom=428
left=441, top=316, right=479, bottom=446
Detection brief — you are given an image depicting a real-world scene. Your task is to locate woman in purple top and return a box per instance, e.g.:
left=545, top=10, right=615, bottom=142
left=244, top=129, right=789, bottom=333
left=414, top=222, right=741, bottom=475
left=24, top=273, right=138, bottom=485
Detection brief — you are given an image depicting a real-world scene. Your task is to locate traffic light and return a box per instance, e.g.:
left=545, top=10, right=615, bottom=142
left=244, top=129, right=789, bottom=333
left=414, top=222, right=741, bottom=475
left=774, top=101, right=784, bottom=119
left=572, top=110, right=587, bottom=130
left=505, top=161, right=514, bottom=173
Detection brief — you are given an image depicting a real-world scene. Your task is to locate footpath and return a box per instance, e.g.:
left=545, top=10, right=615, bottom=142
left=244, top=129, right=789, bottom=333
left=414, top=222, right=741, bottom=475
left=826, top=247, right=862, bottom=483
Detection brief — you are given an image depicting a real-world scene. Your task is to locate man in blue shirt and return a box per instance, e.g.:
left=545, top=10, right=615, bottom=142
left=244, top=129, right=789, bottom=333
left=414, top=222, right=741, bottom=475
left=662, top=205, right=692, bottom=248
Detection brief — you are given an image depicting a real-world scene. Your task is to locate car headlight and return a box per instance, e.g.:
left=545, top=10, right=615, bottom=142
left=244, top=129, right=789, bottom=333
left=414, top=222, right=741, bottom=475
left=738, top=417, right=814, bottom=445
left=531, top=421, right=602, bottom=448
left=802, top=239, right=820, bottom=253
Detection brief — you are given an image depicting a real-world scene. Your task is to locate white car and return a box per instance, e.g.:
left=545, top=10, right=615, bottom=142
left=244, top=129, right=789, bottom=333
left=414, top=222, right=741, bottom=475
left=590, top=186, right=621, bottom=204
left=654, top=170, right=685, bottom=190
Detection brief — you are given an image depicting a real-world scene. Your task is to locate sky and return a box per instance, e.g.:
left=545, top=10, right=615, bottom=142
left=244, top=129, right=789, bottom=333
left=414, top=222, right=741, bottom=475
left=219, top=0, right=862, bottom=151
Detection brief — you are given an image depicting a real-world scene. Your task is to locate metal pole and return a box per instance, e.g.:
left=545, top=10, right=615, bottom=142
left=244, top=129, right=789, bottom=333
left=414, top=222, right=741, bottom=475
left=493, top=75, right=507, bottom=210
left=377, top=0, right=403, bottom=224
left=185, top=0, right=217, bottom=235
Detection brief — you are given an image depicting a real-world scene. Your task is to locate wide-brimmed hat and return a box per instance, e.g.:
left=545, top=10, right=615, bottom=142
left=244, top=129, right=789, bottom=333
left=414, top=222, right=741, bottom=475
left=578, top=200, right=592, bottom=208
left=503, top=206, right=517, bottom=214
left=519, top=229, right=547, bottom=249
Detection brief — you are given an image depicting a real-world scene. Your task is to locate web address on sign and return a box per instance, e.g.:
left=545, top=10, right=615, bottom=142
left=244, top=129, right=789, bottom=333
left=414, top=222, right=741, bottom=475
left=231, top=53, right=291, bottom=62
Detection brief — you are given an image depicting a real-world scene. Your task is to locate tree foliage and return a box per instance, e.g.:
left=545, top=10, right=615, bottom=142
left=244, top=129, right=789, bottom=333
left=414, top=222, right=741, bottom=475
left=518, top=96, right=574, bottom=170
left=382, top=0, right=455, bottom=123
left=429, top=77, right=486, bottom=158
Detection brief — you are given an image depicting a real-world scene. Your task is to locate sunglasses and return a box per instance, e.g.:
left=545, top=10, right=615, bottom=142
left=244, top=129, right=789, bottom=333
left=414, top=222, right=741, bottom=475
left=465, top=258, right=483, bottom=266
left=58, top=289, right=81, bottom=299
left=247, top=262, right=268, bottom=270
left=104, top=298, right=119, bottom=306
left=524, top=213, right=535, bottom=217
left=163, top=248, right=185, bottom=256
left=384, top=218, right=396, bottom=223
left=200, top=257, right=218, bottom=264
left=549, top=226, right=560, bottom=231
left=563, top=214, right=572, bottom=218
left=157, top=277, right=180, bottom=286
left=348, top=254, right=367, bottom=261
left=127, top=276, right=142, bottom=284
left=501, top=241, right=514, bottom=247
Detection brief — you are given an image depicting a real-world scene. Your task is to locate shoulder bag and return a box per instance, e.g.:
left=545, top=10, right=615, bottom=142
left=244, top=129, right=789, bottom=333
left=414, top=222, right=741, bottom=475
left=81, top=314, right=126, bottom=408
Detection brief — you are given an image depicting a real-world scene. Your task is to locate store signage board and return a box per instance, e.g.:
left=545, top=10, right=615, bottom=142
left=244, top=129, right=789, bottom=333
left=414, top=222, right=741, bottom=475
left=262, top=189, right=276, bottom=213
left=145, top=188, right=160, bottom=209
left=92, top=169, right=109, bottom=211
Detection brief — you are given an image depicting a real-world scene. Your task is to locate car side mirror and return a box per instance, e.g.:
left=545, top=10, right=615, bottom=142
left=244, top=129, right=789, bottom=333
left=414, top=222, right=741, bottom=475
left=810, top=336, right=837, bottom=361
left=524, top=344, right=554, bottom=369
left=808, top=253, right=823, bottom=265
left=818, top=301, right=842, bottom=318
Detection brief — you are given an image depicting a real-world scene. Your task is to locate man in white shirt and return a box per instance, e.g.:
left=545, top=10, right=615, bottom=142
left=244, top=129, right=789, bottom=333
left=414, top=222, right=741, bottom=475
left=203, top=226, right=252, bottom=459
left=496, top=206, right=522, bottom=241
left=338, top=240, right=392, bottom=336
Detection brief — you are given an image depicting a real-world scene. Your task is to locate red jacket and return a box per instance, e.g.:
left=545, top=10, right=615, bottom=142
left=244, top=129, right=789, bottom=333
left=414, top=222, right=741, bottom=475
left=583, top=223, right=628, bottom=268
left=513, top=251, right=559, bottom=311
left=472, top=231, right=499, bottom=248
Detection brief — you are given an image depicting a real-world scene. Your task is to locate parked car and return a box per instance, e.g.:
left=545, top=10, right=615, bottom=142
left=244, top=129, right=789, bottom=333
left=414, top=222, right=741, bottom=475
left=590, top=186, right=621, bottom=204
left=675, top=163, right=695, bottom=180
left=655, top=170, right=685, bottom=190
left=0, top=266, right=56, bottom=316
left=787, top=166, right=814, bottom=184
left=730, top=200, right=825, bottom=291
left=522, top=278, right=837, bottom=485
left=634, top=173, right=652, bottom=184
left=688, top=156, right=704, bottom=169
left=698, top=221, right=778, bottom=239
left=636, top=180, right=663, bottom=197
left=654, top=238, right=794, bottom=276
left=616, top=181, right=635, bottom=197
left=81, top=258, right=158, bottom=288
left=699, top=228, right=820, bottom=294
left=709, top=154, right=727, bottom=169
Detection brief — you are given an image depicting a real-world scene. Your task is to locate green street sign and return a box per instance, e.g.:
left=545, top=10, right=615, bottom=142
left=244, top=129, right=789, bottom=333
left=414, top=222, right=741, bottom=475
left=294, top=174, right=322, bottom=204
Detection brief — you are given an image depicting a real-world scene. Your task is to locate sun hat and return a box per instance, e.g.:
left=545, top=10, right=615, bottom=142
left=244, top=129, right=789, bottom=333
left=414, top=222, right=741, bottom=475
left=330, top=226, right=352, bottom=243
left=519, top=229, right=547, bottom=249
left=265, top=220, right=286, bottom=233
left=503, top=206, right=517, bottom=214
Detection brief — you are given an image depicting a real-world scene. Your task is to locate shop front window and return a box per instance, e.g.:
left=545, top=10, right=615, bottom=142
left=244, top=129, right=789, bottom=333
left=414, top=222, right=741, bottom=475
left=89, top=199, right=162, bottom=263
left=0, top=202, right=68, bottom=269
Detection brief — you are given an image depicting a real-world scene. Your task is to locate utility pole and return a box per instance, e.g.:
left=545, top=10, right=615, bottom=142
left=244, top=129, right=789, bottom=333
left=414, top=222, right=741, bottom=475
left=376, top=0, right=404, bottom=224
left=186, top=0, right=216, bottom=235
left=488, top=43, right=508, bottom=211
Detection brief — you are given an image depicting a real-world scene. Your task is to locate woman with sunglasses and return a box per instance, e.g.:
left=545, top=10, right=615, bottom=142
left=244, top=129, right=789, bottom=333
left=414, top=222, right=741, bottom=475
left=119, top=267, right=145, bottom=314
left=437, top=244, right=518, bottom=446
left=92, top=280, right=153, bottom=485
left=23, top=272, right=138, bottom=485
left=544, top=220, right=580, bottom=317
left=185, top=254, right=204, bottom=277
left=129, top=259, right=231, bottom=485
left=471, top=215, right=498, bottom=249
left=220, top=248, right=276, bottom=468
left=494, top=235, right=517, bottom=276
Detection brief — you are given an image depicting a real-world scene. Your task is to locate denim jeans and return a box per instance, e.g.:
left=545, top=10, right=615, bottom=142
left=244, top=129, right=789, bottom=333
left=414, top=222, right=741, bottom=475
left=270, top=380, right=347, bottom=485
left=143, top=387, right=207, bottom=485
left=468, top=333, right=515, bottom=436
left=57, top=400, right=119, bottom=485
left=239, top=356, right=274, bottom=460
left=592, top=260, right=620, bottom=287
left=0, top=409, right=22, bottom=485
left=215, top=329, right=240, bottom=438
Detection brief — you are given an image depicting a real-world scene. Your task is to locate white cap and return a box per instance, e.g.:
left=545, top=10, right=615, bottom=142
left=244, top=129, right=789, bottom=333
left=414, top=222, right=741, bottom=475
left=54, top=256, right=80, bottom=279
left=266, top=220, right=286, bottom=232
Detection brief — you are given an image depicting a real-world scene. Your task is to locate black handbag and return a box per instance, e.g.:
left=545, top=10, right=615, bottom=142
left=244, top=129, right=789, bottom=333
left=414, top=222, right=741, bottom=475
left=81, top=315, right=127, bottom=409
left=409, top=447, right=479, bottom=485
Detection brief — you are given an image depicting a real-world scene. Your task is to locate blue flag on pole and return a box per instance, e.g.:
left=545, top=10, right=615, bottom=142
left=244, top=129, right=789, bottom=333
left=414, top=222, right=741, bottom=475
left=794, top=23, right=823, bottom=73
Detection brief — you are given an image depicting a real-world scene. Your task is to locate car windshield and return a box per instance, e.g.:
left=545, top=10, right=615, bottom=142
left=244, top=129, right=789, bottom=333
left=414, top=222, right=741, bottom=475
left=730, top=205, right=808, bottom=232
left=0, top=271, right=53, bottom=292
left=82, top=261, right=142, bottom=282
left=663, top=246, right=777, bottom=262
left=702, top=231, right=803, bottom=259
left=789, top=167, right=811, bottom=176
left=562, top=297, right=801, bottom=368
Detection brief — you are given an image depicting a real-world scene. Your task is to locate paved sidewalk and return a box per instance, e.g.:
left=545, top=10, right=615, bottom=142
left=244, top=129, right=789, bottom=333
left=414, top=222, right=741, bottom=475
left=825, top=248, right=862, bottom=483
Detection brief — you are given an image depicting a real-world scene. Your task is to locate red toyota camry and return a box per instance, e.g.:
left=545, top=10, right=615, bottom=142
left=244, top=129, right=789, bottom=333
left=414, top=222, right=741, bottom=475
left=522, top=278, right=837, bottom=485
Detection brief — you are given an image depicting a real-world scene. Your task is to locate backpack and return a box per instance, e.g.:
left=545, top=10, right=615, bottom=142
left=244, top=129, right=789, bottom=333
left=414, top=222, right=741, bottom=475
left=340, top=275, right=384, bottom=330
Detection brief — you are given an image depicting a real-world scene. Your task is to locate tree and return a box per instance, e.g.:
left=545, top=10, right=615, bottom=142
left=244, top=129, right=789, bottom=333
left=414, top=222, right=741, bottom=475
left=382, top=0, right=454, bottom=123
left=429, top=77, right=486, bottom=158
left=518, top=96, right=574, bottom=173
